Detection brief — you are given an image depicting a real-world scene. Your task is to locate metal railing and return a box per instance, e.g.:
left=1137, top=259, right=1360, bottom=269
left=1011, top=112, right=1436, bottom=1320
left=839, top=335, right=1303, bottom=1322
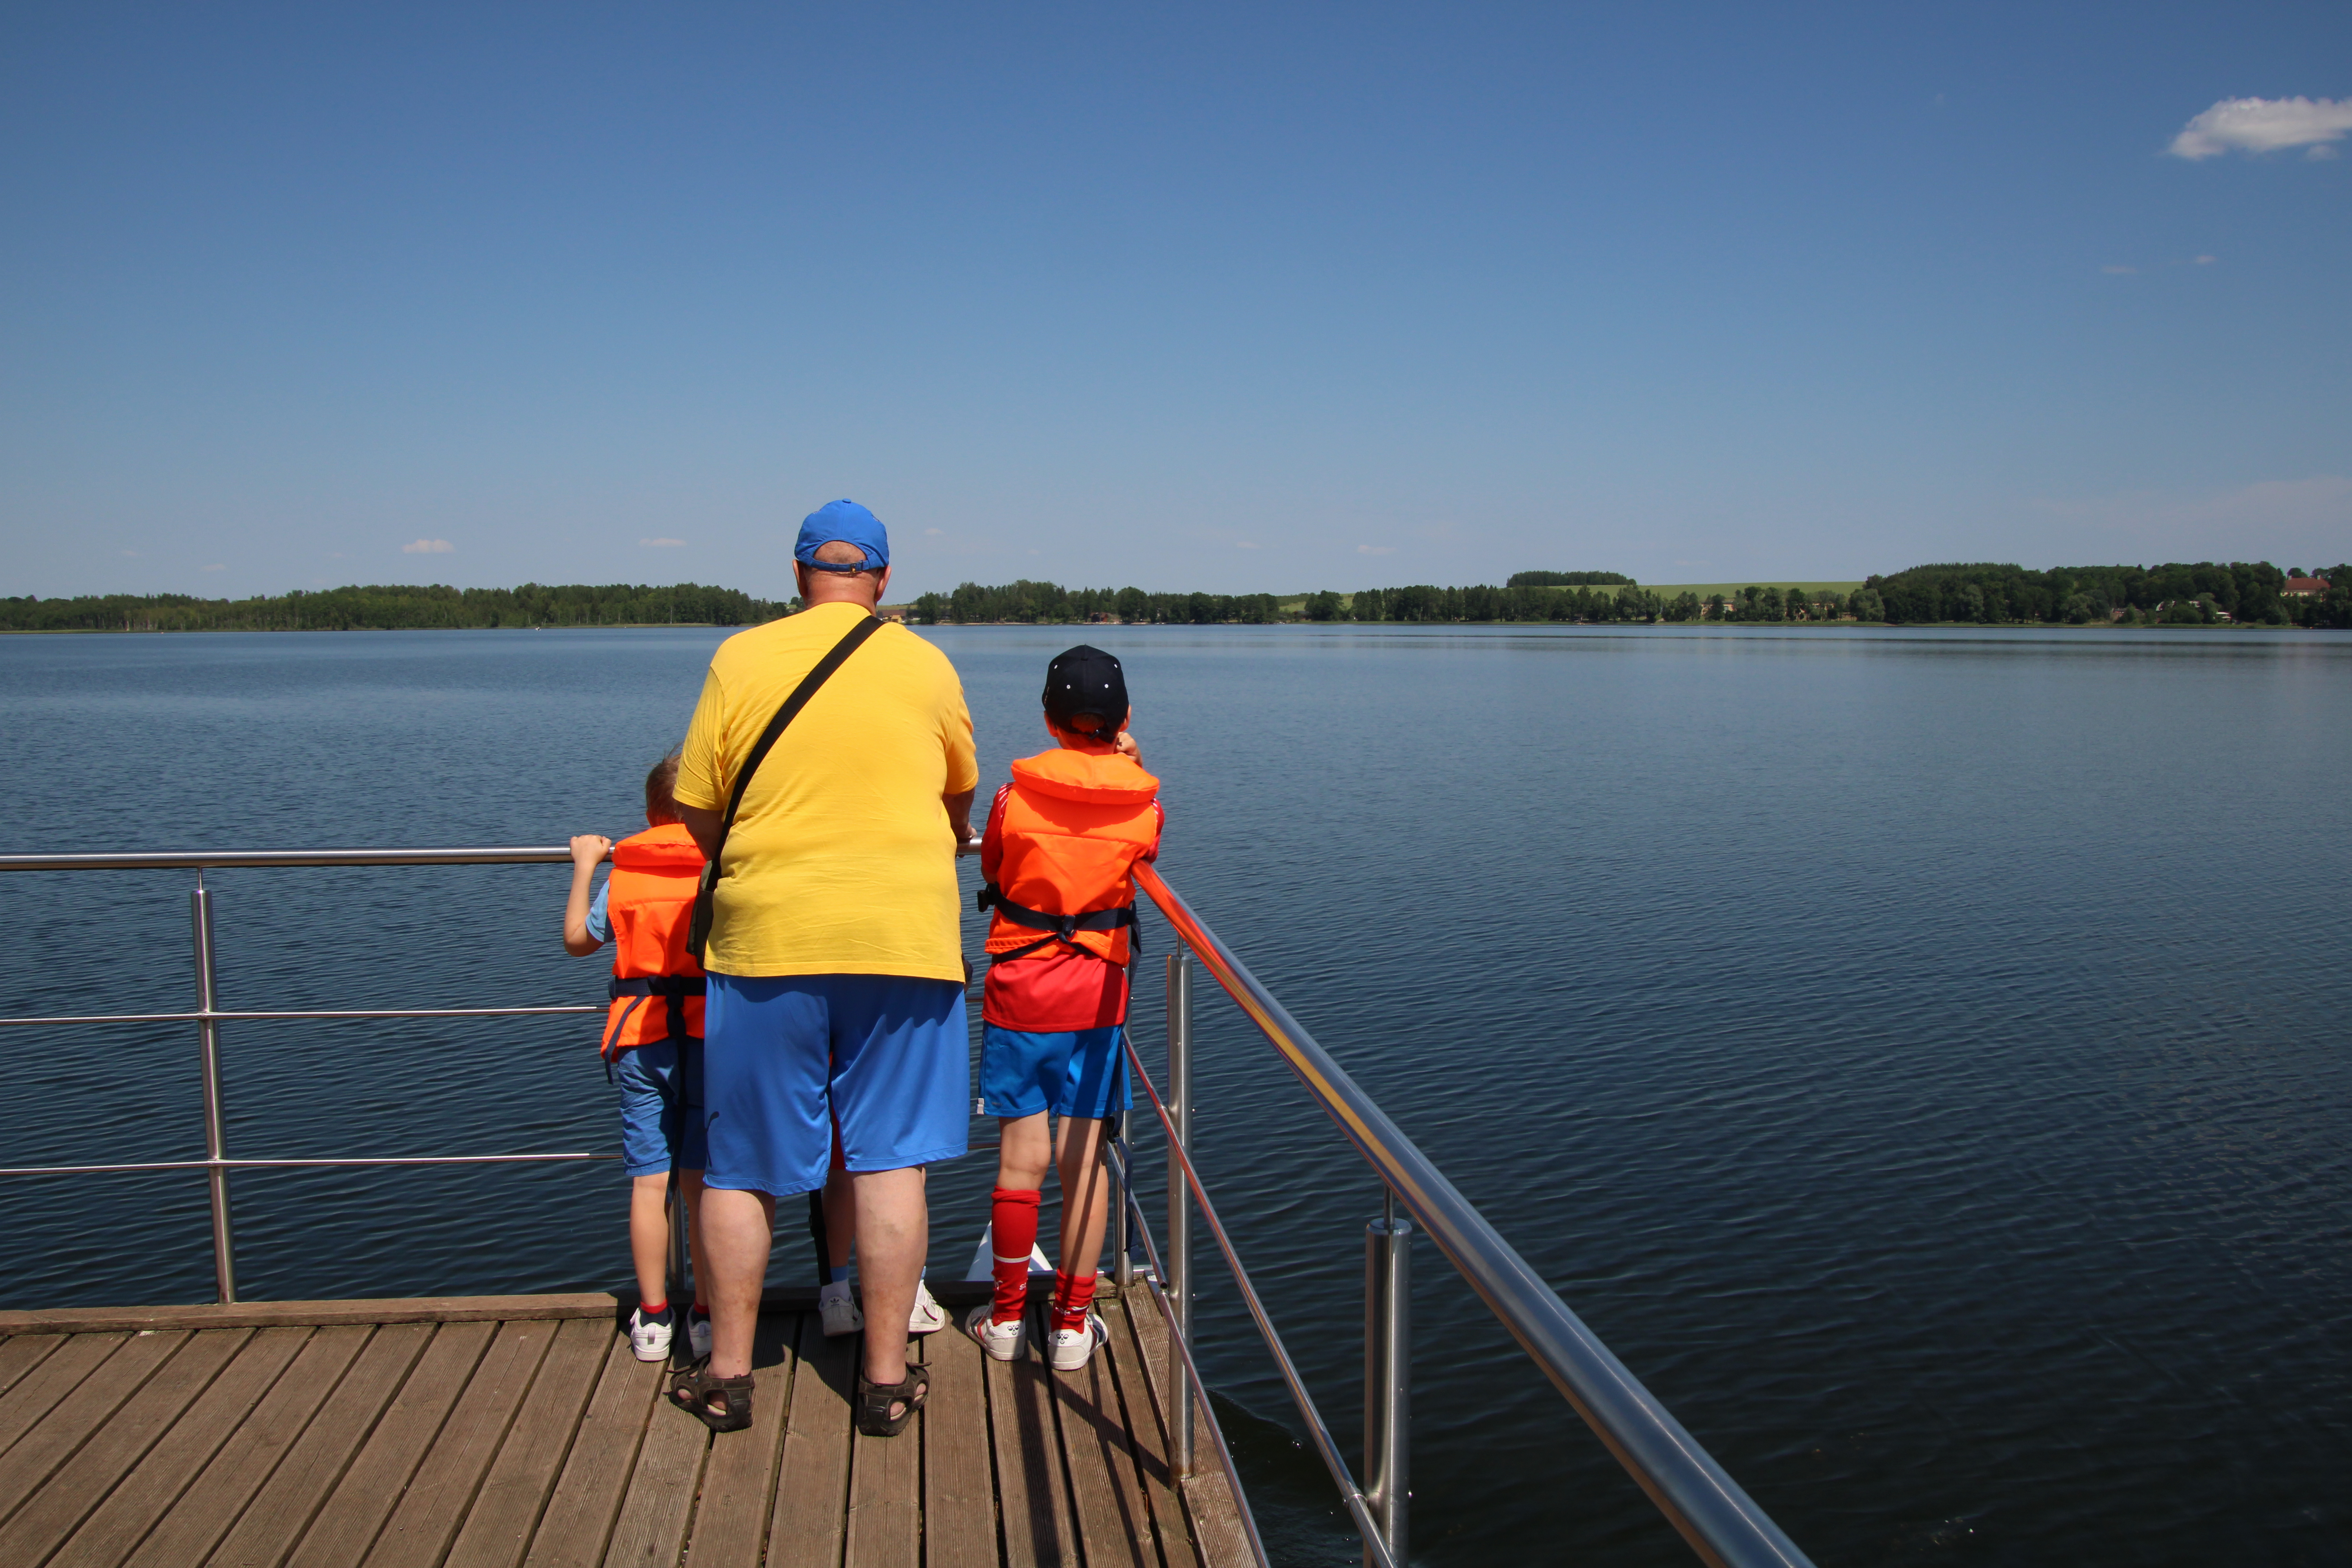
left=1121, top=862, right=1815, bottom=1568
left=0, top=847, right=612, bottom=1302
left=1, top=844, right=1815, bottom=1568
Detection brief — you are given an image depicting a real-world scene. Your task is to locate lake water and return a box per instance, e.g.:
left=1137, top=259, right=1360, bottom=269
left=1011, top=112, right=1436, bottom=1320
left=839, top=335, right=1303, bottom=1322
left=2, top=623, right=2347, bottom=1567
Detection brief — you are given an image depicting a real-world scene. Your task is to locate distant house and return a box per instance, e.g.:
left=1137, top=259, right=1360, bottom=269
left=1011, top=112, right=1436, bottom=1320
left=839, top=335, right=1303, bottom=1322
left=2283, top=575, right=2330, bottom=598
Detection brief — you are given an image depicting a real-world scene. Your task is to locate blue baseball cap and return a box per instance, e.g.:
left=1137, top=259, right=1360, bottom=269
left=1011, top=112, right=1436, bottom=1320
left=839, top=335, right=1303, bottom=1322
left=794, top=499, right=889, bottom=573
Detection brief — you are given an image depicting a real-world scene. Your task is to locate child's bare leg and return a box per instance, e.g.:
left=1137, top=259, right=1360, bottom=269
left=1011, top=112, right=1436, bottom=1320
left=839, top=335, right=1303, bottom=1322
left=997, top=1112, right=1052, bottom=1190
left=628, top=1172, right=677, bottom=1307
left=1053, top=1116, right=1111, bottom=1280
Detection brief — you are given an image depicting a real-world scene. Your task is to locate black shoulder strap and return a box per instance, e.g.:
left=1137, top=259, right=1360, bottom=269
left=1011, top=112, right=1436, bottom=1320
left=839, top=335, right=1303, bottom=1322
left=714, top=613, right=885, bottom=846
left=687, top=612, right=884, bottom=965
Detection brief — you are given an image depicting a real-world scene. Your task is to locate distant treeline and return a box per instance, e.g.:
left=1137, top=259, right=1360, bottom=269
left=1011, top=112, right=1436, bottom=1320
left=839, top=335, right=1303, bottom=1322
left=0, top=583, right=786, bottom=633
left=1867, top=561, right=2352, bottom=628
left=913, top=561, right=2350, bottom=628
left=918, top=579, right=1705, bottom=623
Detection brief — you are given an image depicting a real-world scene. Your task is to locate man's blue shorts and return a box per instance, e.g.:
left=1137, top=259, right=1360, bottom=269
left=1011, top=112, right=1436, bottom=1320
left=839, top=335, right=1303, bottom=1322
left=702, top=973, right=969, bottom=1197
left=980, top=1024, right=1132, bottom=1121
left=613, top=1037, right=706, bottom=1178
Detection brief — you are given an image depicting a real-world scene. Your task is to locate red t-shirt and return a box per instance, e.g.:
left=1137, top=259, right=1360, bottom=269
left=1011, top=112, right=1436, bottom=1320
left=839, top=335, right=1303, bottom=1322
left=978, top=780, right=1164, bottom=1032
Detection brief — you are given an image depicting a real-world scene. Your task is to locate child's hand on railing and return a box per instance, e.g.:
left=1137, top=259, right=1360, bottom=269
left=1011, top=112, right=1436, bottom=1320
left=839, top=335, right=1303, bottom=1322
left=570, top=834, right=613, bottom=867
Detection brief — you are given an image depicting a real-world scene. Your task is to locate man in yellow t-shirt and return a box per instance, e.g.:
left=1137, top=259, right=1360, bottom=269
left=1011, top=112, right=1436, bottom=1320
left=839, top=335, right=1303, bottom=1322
left=670, top=499, right=976, bottom=1440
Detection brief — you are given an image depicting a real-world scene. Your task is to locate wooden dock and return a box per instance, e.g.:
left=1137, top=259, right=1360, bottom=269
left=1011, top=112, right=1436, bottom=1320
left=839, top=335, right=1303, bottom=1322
left=0, top=1283, right=1250, bottom=1568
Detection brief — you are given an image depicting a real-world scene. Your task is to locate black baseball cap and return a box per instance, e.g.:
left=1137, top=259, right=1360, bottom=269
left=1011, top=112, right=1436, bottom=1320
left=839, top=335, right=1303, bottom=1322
left=1042, top=645, right=1128, bottom=737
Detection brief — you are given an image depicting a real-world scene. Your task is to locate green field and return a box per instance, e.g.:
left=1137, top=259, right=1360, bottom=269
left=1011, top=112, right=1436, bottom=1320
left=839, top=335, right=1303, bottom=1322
left=1633, top=581, right=1865, bottom=603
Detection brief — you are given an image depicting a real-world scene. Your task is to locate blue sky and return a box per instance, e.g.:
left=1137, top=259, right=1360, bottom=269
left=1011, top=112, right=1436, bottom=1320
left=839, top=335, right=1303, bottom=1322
left=3, top=2, right=2346, bottom=601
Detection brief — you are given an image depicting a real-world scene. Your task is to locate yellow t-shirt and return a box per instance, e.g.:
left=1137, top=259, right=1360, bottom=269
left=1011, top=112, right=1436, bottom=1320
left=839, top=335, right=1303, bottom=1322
left=675, top=603, right=978, bottom=981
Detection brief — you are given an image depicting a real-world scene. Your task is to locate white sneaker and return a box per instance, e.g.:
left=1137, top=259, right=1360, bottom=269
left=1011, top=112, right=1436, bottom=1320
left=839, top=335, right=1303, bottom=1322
left=628, top=1306, right=675, bottom=1363
left=818, top=1280, right=863, bottom=1338
left=687, top=1307, right=712, bottom=1361
left=966, top=1303, right=1026, bottom=1363
left=1048, top=1313, right=1109, bottom=1373
left=908, top=1278, right=946, bottom=1336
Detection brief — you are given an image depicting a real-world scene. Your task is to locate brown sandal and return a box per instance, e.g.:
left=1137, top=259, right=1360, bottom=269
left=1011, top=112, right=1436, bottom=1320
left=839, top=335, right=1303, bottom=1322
left=855, top=1362, right=928, bottom=1437
left=669, top=1357, right=753, bottom=1433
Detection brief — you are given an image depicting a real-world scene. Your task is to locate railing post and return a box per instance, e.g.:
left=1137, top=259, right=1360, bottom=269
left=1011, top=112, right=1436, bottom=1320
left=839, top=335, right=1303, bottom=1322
left=1366, top=1187, right=1411, bottom=1568
left=1166, top=947, right=1194, bottom=1479
left=190, top=877, right=237, bottom=1304
left=1110, top=1118, right=1134, bottom=1289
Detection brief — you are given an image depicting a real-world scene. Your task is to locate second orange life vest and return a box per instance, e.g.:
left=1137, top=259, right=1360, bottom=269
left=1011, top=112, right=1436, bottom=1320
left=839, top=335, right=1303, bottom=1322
left=980, top=748, right=1162, bottom=966
left=602, top=821, right=708, bottom=1058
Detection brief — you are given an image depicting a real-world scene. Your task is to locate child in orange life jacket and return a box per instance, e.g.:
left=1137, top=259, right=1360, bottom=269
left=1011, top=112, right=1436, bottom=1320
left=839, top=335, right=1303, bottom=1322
left=564, top=753, right=713, bottom=1365
left=965, top=646, right=1163, bottom=1372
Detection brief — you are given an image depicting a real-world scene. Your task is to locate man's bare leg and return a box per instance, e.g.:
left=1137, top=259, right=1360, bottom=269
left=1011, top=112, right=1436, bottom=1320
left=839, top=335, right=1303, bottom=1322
left=849, top=1167, right=927, bottom=1389
left=701, top=1186, right=776, bottom=1379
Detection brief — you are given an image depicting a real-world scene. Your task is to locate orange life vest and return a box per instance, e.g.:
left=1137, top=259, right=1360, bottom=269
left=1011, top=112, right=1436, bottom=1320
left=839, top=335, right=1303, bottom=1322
left=980, top=748, right=1161, bottom=966
left=601, top=822, right=707, bottom=1058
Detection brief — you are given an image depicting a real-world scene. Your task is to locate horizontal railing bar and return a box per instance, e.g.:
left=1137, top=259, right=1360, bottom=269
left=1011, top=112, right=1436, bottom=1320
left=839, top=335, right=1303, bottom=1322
left=1103, top=1139, right=1272, bottom=1568
left=1134, top=864, right=1813, bottom=1568
left=0, top=1152, right=619, bottom=1177
left=0, top=847, right=594, bottom=872
left=1120, top=1038, right=1397, bottom=1568
left=0, top=1006, right=601, bottom=1027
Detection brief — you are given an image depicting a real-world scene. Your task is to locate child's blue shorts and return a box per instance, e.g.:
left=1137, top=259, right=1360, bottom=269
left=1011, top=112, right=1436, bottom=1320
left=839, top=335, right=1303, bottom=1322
left=613, top=1037, right=706, bottom=1178
left=980, top=1024, right=1132, bottom=1121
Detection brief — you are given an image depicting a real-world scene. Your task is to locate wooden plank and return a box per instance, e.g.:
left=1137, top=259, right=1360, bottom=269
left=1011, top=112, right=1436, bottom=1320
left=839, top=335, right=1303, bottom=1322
left=362, top=1320, right=554, bottom=1568
left=1119, top=1290, right=1249, bottom=1568
left=844, top=1333, right=921, bottom=1568
left=0, top=1286, right=994, bottom=1340
left=921, top=1316, right=995, bottom=1568
left=596, top=1343, right=709, bottom=1568
left=985, top=1310, right=1078, bottom=1568
left=675, top=1312, right=796, bottom=1568
left=766, top=1315, right=854, bottom=1568
left=50, top=1327, right=312, bottom=1568
left=517, top=1332, right=661, bottom=1568
left=276, top=1319, right=494, bottom=1568
left=0, top=1330, right=185, bottom=1528
left=0, top=1334, right=129, bottom=1463
left=0, top=1294, right=624, bottom=1338
left=0, top=1328, right=248, bottom=1564
left=1100, top=1296, right=1195, bottom=1568
left=122, top=1325, right=376, bottom=1568
left=442, top=1317, right=613, bottom=1568
left=1051, top=1306, right=1154, bottom=1568
left=0, top=1334, right=64, bottom=1401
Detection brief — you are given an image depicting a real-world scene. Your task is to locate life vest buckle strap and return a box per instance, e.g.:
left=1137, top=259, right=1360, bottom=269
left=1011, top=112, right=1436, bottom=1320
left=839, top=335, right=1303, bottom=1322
left=608, top=975, right=709, bottom=1001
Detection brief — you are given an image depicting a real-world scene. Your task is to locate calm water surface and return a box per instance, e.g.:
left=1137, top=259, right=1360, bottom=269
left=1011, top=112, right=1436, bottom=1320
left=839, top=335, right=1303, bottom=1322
left=2, top=624, right=2347, bottom=1567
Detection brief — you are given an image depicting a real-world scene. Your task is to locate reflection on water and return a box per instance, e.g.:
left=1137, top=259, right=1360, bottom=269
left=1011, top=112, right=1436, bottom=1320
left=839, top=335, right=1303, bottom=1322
left=2, top=624, right=2347, bottom=1566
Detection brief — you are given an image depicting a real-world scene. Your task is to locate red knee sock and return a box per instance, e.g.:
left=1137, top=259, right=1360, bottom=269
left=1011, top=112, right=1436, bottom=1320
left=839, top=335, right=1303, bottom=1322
left=990, top=1187, right=1041, bottom=1324
left=1050, top=1269, right=1098, bottom=1334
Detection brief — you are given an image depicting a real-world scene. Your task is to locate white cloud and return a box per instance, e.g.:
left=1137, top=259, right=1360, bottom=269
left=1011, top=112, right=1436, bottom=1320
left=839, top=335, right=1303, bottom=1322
left=2169, top=96, right=2352, bottom=160
left=2310, top=143, right=2340, bottom=161
left=639, top=537, right=687, bottom=548
left=1357, top=544, right=1396, bottom=555
left=924, top=527, right=944, bottom=537
left=1235, top=540, right=1263, bottom=550
left=2102, top=264, right=2137, bottom=274
left=401, top=538, right=454, bottom=554
left=200, top=563, right=225, bottom=572
left=2192, top=254, right=2217, bottom=265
